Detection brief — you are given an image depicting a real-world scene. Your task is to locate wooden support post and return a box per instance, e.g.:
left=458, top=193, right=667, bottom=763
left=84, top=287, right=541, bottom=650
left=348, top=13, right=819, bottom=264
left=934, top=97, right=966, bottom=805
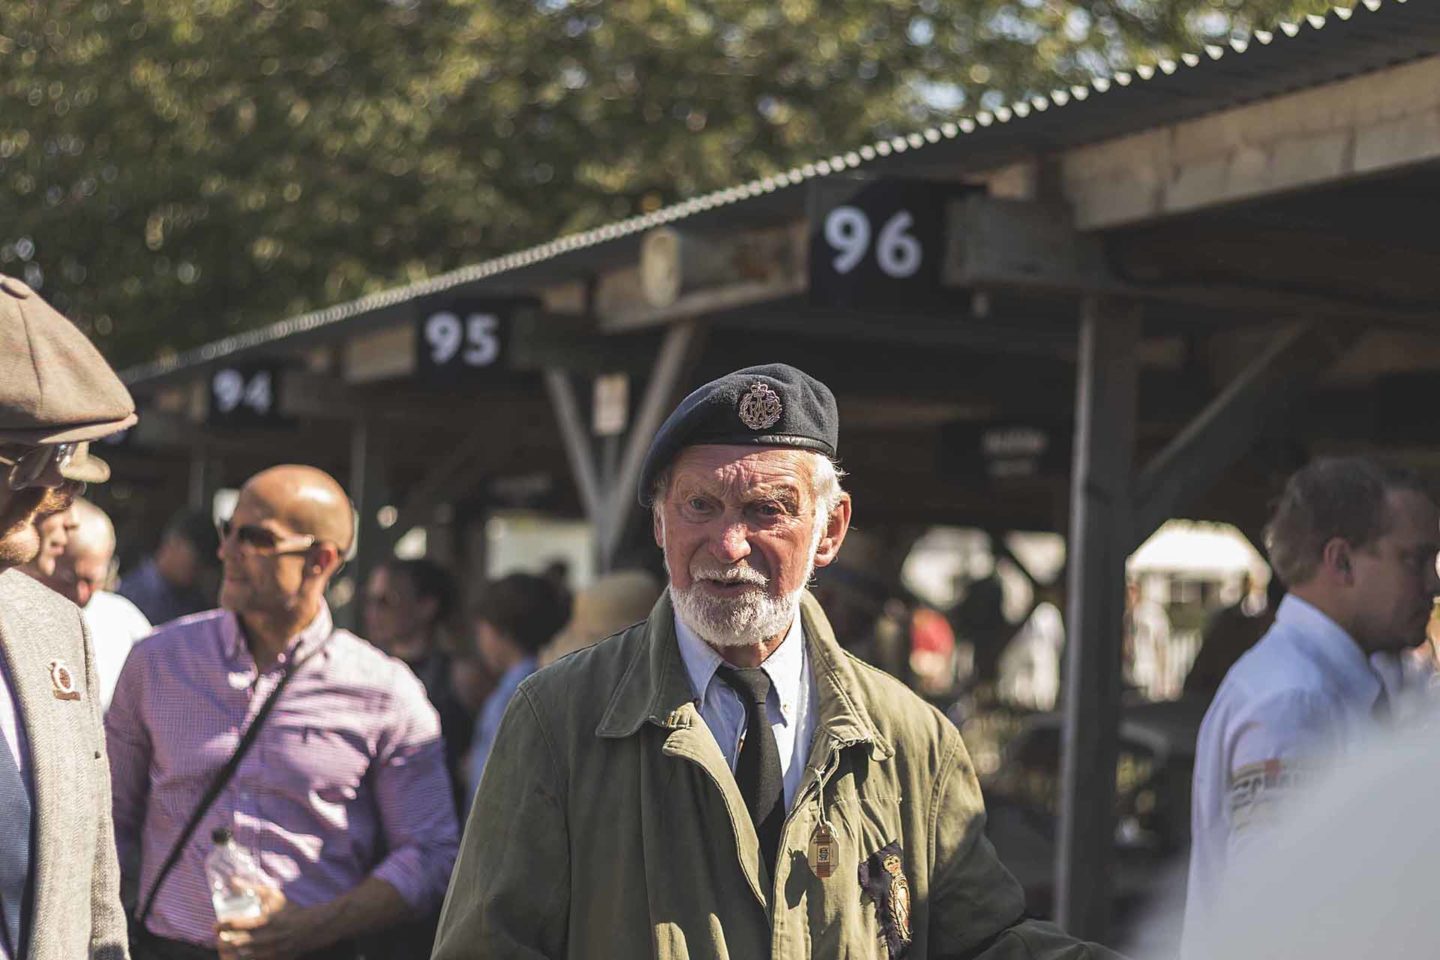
left=543, top=321, right=705, bottom=573
left=602, top=320, right=704, bottom=565
left=1129, top=321, right=1359, bottom=548
left=338, top=416, right=388, bottom=631
left=187, top=441, right=211, bottom=513
left=1056, top=297, right=1140, bottom=941
left=544, top=369, right=607, bottom=568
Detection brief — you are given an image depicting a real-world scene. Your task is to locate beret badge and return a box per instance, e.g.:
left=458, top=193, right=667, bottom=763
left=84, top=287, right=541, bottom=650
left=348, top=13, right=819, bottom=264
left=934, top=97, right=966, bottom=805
left=737, top=382, right=782, bottom=431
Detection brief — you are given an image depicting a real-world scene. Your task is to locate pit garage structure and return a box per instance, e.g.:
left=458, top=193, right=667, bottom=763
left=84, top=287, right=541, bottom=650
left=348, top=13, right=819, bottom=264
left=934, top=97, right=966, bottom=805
left=119, top=0, right=1440, bottom=940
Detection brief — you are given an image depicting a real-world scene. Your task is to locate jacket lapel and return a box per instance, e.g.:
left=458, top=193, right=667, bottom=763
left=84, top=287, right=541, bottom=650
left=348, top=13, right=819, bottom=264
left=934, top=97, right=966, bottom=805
left=595, top=590, right=699, bottom=738
left=800, top=591, right=893, bottom=766
left=0, top=572, right=83, bottom=952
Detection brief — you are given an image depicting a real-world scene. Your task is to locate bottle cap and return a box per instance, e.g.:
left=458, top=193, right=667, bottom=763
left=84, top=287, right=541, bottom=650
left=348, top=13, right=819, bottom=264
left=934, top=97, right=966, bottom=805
left=211, top=827, right=234, bottom=845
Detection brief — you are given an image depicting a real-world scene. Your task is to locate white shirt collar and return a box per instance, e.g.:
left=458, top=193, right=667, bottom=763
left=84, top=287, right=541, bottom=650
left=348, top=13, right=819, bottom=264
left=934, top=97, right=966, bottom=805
left=1274, top=594, right=1384, bottom=708
left=675, top=605, right=806, bottom=715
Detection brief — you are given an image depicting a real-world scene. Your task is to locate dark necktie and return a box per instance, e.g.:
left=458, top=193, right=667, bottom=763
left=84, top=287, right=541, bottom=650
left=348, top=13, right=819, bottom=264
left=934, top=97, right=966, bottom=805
left=716, top=666, right=785, bottom=877
left=0, top=730, right=31, bottom=958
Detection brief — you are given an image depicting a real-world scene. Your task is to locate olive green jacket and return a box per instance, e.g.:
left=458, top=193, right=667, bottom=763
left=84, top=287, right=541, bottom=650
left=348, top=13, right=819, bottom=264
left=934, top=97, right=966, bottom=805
left=434, top=591, right=1109, bottom=960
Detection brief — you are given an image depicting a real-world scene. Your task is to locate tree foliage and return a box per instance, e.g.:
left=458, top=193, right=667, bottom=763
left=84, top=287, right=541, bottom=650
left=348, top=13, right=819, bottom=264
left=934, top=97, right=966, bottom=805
left=1, top=0, right=1325, bottom=367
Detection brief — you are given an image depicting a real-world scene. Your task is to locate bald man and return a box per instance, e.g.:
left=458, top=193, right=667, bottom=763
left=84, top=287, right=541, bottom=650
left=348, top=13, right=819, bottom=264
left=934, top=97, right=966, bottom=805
left=106, top=465, right=459, bottom=960
left=33, top=499, right=152, bottom=711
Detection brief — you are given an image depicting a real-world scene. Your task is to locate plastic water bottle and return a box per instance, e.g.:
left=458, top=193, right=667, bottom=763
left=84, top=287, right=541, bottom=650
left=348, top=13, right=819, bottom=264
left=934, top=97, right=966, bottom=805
left=205, top=827, right=268, bottom=922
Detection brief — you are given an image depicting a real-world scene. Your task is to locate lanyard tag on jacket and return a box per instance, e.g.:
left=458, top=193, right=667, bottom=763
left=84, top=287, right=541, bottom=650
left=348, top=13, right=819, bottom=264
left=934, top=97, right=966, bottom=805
left=808, top=822, right=837, bottom=879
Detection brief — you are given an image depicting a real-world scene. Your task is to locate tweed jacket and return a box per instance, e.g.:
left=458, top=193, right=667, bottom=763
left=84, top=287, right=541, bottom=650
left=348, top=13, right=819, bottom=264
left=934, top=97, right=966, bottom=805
left=0, top=569, right=128, bottom=960
left=434, top=590, right=1111, bottom=960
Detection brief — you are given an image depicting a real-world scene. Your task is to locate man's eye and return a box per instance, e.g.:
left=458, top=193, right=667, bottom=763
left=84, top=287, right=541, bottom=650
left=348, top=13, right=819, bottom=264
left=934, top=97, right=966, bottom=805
left=687, top=498, right=710, bottom=512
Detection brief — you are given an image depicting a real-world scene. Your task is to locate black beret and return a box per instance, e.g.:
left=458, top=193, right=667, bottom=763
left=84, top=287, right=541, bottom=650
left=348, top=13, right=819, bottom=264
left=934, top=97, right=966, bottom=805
left=639, top=363, right=838, bottom=504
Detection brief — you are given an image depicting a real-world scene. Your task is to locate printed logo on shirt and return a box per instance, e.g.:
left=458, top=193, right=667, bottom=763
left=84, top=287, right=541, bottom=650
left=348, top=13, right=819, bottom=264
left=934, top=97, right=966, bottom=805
left=1229, top=758, right=1308, bottom=832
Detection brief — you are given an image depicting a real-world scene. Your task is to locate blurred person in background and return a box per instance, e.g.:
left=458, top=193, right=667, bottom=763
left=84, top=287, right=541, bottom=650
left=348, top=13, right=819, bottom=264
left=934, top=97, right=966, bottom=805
left=108, top=465, right=458, bottom=960
left=463, top=573, right=569, bottom=805
left=1124, top=579, right=1174, bottom=701
left=117, top=508, right=218, bottom=627
left=19, top=505, right=78, bottom=587
left=1183, top=457, right=1440, bottom=956
left=0, top=271, right=136, bottom=959
left=364, top=558, right=474, bottom=814
left=47, top=499, right=150, bottom=713
left=538, top=568, right=660, bottom=667
left=1183, top=573, right=1282, bottom=702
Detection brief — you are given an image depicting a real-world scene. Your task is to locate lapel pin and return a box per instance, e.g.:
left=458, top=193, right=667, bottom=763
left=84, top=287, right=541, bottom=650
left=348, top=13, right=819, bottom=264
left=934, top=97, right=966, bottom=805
left=48, top=658, right=81, bottom=701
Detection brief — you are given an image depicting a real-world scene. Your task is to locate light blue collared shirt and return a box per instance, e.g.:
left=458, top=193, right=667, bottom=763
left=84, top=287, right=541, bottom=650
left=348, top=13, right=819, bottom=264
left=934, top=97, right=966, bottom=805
left=675, top=612, right=816, bottom=808
left=1183, top=594, right=1388, bottom=955
left=465, top=655, right=538, bottom=810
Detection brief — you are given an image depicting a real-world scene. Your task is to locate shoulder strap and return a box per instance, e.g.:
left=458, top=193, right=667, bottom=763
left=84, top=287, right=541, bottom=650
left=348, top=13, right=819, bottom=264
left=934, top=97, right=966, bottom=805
left=135, top=637, right=325, bottom=928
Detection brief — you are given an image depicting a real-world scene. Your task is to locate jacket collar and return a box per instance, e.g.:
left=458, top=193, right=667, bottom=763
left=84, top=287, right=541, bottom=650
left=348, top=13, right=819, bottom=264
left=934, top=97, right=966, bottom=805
left=596, top=588, right=892, bottom=760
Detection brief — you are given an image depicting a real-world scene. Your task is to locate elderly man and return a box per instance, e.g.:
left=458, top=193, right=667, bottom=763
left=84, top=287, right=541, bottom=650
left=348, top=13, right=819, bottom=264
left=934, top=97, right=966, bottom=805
left=1182, top=457, right=1440, bottom=956
left=0, top=273, right=135, bottom=959
left=45, top=499, right=151, bottom=712
left=107, top=465, right=459, bottom=960
left=434, top=364, right=1105, bottom=959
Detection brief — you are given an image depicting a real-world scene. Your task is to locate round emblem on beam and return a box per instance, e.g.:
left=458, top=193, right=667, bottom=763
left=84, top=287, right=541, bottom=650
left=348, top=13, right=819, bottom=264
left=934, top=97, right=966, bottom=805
left=737, top=382, right=782, bottom=431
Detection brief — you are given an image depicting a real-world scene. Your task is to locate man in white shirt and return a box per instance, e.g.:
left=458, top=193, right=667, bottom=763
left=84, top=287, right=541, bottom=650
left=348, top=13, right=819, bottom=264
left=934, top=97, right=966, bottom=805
left=48, top=499, right=150, bottom=711
left=1183, top=457, right=1440, bottom=954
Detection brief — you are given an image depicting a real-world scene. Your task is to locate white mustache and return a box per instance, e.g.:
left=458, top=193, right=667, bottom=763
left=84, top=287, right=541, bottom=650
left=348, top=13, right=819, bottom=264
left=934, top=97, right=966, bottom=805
left=691, top=564, right=768, bottom=587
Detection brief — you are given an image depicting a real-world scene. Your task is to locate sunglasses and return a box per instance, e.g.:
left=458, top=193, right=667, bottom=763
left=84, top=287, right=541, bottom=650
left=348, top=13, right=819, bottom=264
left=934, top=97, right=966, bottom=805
left=0, top=442, right=77, bottom=491
left=215, top=516, right=317, bottom=556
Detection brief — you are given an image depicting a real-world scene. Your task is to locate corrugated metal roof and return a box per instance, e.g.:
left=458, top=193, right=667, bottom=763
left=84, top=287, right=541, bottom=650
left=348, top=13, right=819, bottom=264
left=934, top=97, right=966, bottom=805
left=123, top=0, right=1440, bottom=387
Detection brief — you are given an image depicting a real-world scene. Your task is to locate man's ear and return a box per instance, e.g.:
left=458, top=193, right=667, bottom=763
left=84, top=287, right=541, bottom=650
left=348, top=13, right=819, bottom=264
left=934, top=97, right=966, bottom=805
left=652, top=508, right=664, bottom=548
left=812, top=495, right=852, bottom=570
left=309, top=542, right=343, bottom=581
left=1321, top=537, right=1355, bottom=584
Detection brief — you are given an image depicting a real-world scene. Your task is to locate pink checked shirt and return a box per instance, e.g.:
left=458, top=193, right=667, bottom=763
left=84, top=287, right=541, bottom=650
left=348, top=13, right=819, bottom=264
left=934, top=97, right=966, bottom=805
left=105, top=604, right=459, bottom=947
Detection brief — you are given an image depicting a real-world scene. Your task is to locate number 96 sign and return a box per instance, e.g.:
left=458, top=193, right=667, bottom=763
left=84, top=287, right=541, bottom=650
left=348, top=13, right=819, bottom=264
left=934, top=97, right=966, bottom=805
left=415, top=301, right=511, bottom=380
left=808, top=179, right=952, bottom=309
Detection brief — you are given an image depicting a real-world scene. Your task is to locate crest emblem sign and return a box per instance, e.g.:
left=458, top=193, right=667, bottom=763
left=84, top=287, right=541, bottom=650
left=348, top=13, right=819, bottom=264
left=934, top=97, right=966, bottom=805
left=737, top=382, right=782, bottom=431
left=859, top=841, right=913, bottom=958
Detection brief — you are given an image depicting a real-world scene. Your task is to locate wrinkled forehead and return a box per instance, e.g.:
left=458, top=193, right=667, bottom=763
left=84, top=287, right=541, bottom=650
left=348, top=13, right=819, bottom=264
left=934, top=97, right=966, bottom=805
left=669, top=445, right=815, bottom=497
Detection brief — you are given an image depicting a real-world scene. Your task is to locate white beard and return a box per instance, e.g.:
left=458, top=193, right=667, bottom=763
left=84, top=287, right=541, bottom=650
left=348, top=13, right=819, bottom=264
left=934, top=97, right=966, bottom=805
left=666, top=517, right=824, bottom=649
left=672, top=577, right=806, bottom=649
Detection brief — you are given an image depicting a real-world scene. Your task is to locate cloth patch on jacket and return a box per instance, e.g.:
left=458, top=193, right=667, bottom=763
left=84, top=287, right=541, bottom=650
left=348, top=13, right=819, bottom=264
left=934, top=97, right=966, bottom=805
left=859, top=840, right=912, bottom=959
left=1229, top=758, right=1307, bottom=833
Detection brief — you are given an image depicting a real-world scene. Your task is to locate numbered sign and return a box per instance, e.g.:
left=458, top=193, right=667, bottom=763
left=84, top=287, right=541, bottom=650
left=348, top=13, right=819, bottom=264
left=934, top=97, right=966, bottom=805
left=415, top=299, right=512, bottom=381
left=207, top=363, right=287, bottom=427
left=808, top=179, right=968, bottom=310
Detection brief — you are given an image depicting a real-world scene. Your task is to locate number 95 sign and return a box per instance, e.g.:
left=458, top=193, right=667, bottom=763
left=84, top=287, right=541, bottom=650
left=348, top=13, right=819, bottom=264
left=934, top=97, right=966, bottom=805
left=808, top=179, right=954, bottom=310
left=415, top=301, right=511, bottom=381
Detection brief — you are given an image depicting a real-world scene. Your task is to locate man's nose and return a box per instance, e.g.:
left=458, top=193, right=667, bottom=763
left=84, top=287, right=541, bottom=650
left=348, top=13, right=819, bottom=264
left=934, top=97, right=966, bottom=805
left=709, top=520, right=752, bottom=564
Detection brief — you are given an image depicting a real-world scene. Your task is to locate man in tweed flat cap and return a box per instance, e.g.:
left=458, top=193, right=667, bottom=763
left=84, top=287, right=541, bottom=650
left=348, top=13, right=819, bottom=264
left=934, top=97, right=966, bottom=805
left=0, top=274, right=135, bottom=960
left=435, top=364, right=1113, bottom=960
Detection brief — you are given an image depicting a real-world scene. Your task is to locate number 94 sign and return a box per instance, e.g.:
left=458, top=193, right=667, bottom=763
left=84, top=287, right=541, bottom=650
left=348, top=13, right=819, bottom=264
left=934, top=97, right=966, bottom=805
left=415, top=300, right=512, bottom=381
left=808, top=179, right=962, bottom=310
